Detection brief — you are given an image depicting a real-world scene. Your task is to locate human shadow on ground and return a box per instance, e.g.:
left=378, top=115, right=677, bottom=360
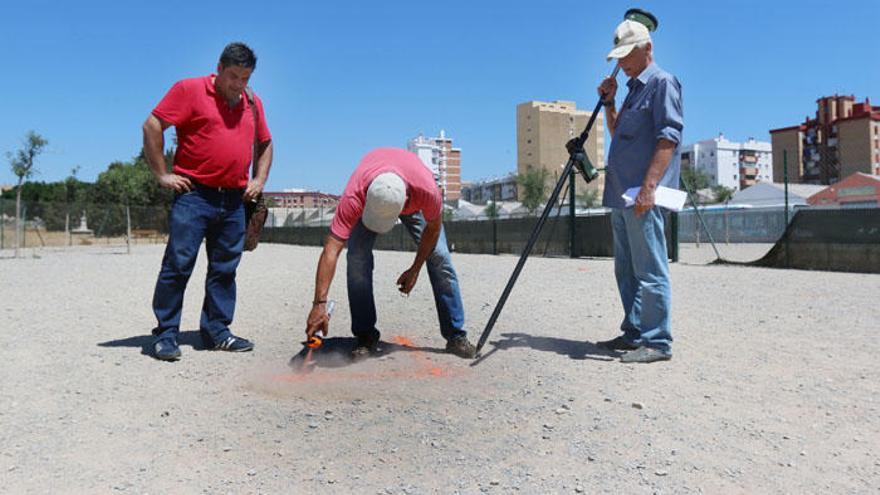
left=98, top=332, right=448, bottom=365
left=97, top=330, right=211, bottom=357
left=471, top=332, right=619, bottom=367
left=287, top=336, right=447, bottom=372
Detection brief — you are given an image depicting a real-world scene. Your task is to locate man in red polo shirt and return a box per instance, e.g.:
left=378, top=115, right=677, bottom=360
left=143, top=42, right=273, bottom=361
left=305, top=147, right=476, bottom=359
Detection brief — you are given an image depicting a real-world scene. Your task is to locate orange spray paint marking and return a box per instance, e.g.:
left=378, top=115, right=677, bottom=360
left=272, top=334, right=461, bottom=385
left=390, top=335, right=452, bottom=379
left=391, top=336, right=415, bottom=347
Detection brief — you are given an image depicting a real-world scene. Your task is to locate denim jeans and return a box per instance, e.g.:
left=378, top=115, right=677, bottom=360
left=611, top=207, right=673, bottom=354
left=152, top=187, right=245, bottom=347
left=346, top=213, right=466, bottom=342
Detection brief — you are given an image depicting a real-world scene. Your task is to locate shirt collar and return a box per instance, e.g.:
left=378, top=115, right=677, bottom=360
left=204, top=74, right=249, bottom=109
left=204, top=74, right=217, bottom=95
left=627, top=62, right=659, bottom=89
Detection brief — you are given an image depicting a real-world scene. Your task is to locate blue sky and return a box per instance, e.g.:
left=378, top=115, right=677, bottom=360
left=1, top=0, right=877, bottom=193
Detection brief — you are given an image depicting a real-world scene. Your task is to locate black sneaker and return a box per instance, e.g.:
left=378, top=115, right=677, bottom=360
left=351, top=333, right=380, bottom=360
left=154, top=338, right=181, bottom=361
left=596, top=336, right=639, bottom=351
left=214, top=335, right=254, bottom=352
left=445, top=336, right=476, bottom=359
left=620, top=346, right=671, bottom=363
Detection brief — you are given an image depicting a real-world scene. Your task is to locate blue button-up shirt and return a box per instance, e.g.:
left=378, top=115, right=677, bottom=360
left=602, top=62, right=683, bottom=209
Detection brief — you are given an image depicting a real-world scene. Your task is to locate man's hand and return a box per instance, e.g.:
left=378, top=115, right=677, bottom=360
left=598, top=76, right=618, bottom=103
left=306, top=303, right=330, bottom=339
left=634, top=186, right=656, bottom=217
left=157, top=173, right=192, bottom=193
left=243, top=178, right=265, bottom=203
left=396, top=266, right=420, bottom=295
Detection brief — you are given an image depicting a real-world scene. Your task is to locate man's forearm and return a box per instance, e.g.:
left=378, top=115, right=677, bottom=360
left=313, top=236, right=343, bottom=302
left=604, top=105, right=618, bottom=137
left=142, top=117, right=168, bottom=179
left=642, top=139, right=676, bottom=190
left=252, top=141, right=273, bottom=184
left=412, top=218, right=441, bottom=270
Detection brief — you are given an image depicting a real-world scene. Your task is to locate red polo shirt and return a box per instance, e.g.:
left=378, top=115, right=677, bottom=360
left=330, top=148, right=442, bottom=241
left=152, top=75, right=271, bottom=188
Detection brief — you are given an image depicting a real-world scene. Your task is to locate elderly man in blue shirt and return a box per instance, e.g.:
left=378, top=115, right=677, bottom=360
left=595, top=19, right=683, bottom=363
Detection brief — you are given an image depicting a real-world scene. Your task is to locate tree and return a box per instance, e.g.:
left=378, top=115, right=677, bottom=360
left=681, top=167, right=710, bottom=193
left=92, top=151, right=172, bottom=207
left=7, top=131, right=48, bottom=257
left=442, top=206, right=455, bottom=223
left=484, top=201, right=500, bottom=219
left=88, top=151, right=174, bottom=236
left=576, top=188, right=601, bottom=208
left=65, top=166, right=81, bottom=204
left=712, top=185, right=735, bottom=204
left=516, top=167, right=549, bottom=214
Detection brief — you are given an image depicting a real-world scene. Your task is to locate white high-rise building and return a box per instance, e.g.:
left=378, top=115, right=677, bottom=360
left=407, top=130, right=461, bottom=203
left=680, top=134, right=773, bottom=191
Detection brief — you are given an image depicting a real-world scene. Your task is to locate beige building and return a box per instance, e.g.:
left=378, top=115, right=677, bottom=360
left=516, top=100, right=605, bottom=201
left=770, top=95, right=880, bottom=184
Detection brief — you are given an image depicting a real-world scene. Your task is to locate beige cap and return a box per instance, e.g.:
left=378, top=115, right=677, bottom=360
left=607, top=19, right=652, bottom=61
left=362, top=173, right=406, bottom=233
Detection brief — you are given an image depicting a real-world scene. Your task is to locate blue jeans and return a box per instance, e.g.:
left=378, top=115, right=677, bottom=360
left=346, top=213, right=466, bottom=342
left=611, top=207, right=673, bottom=354
left=152, top=188, right=245, bottom=346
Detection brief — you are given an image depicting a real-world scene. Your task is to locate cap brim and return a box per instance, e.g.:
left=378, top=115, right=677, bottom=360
left=607, top=43, right=636, bottom=61
left=362, top=214, right=396, bottom=234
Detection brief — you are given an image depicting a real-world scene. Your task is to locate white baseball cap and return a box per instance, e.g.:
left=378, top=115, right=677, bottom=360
left=362, top=173, right=406, bottom=233
left=607, top=19, right=651, bottom=61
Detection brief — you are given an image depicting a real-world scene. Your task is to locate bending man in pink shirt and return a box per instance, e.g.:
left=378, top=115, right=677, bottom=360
left=305, top=147, right=475, bottom=359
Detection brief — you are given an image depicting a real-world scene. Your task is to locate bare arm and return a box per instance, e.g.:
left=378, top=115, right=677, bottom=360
left=634, top=139, right=677, bottom=217
left=142, top=115, right=191, bottom=192
left=396, top=216, right=442, bottom=294
left=244, top=140, right=273, bottom=202
left=305, top=234, right=346, bottom=338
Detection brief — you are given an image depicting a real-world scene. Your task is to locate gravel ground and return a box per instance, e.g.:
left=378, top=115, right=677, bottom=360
left=1, top=242, right=878, bottom=494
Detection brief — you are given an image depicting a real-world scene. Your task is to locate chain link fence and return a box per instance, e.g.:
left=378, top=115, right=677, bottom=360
left=0, top=198, right=169, bottom=258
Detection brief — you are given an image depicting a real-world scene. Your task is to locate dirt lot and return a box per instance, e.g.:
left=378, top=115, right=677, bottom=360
left=1, top=243, right=878, bottom=494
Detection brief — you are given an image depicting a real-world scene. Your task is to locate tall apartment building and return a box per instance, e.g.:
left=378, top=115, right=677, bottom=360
left=680, top=134, right=773, bottom=191
left=770, top=95, right=880, bottom=184
left=407, top=130, right=461, bottom=203
left=516, top=101, right=605, bottom=200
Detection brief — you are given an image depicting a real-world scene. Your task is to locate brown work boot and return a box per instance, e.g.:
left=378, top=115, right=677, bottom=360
left=445, top=336, right=476, bottom=359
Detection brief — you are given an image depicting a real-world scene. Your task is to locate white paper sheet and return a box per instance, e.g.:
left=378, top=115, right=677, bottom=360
left=622, top=186, right=687, bottom=212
